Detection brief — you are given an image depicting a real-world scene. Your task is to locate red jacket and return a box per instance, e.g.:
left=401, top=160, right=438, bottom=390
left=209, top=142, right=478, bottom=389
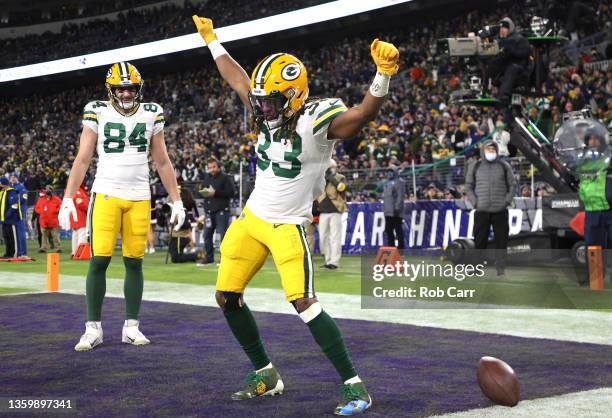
left=34, top=194, right=62, bottom=229
left=70, top=186, right=89, bottom=229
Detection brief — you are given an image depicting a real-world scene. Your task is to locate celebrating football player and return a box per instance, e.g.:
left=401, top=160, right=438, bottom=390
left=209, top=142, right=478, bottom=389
left=59, top=62, right=185, bottom=352
left=193, top=16, right=398, bottom=416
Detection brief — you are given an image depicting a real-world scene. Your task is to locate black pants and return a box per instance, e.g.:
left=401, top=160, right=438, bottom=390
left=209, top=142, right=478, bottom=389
left=204, top=210, right=230, bottom=263
left=498, top=63, right=526, bottom=127
left=385, top=216, right=405, bottom=249
left=2, top=223, right=17, bottom=258
left=474, top=210, right=509, bottom=271
left=169, top=237, right=197, bottom=263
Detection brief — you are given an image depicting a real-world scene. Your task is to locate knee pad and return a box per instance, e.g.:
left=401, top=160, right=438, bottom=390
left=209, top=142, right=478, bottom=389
left=220, top=291, right=243, bottom=312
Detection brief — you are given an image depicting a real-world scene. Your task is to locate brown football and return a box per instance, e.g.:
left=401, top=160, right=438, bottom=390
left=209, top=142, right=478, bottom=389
left=477, top=356, right=520, bottom=407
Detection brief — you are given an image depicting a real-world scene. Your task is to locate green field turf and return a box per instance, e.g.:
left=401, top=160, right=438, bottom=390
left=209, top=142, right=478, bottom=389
left=2, top=240, right=611, bottom=309
left=0, top=241, right=362, bottom=294
left=0, top=287, right=34, bottom=295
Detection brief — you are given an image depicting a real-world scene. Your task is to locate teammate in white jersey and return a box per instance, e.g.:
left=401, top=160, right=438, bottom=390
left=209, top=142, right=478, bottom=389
left=193, top=16, right=400, bottom=415
left=58, top=62, right=185, bottom=352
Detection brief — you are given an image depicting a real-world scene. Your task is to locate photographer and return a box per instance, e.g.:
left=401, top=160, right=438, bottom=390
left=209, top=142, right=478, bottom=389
left=490, top=17, right=531, bottom=126
left=169, top=186, right=200, bottom=262
left=199, top=157, right=235, bottom=265
left=317, top=160, right=349, bottom=269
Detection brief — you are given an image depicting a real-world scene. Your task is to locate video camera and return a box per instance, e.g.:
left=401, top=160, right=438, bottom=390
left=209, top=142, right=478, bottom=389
left=437, top=25, right=501, bottom=58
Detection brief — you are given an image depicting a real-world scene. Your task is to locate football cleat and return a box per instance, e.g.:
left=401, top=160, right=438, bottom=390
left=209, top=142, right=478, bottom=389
left=231, top=366, right=284, bottom=400
left=334, top=381, right=372, bottom=416
left=74, top=321, right=103, bottom=352
left=122, top=319, right=150, bottom=346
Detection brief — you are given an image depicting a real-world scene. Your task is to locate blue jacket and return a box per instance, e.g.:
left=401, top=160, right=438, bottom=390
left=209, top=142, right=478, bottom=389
left=0, top=187, right=22, bottom=225
left=13, top=183, right=28, bottom=219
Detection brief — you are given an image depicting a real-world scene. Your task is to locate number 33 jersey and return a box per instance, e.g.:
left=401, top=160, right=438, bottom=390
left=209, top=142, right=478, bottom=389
left=82, top=101, right=164, bottom=200
left=247, top=98, right=348, bottom=224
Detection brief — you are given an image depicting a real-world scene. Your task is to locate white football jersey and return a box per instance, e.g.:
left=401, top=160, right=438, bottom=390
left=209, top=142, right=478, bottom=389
left=247, top=98, right=348, bottom=224
left=82, top=101, right=164, bottom=200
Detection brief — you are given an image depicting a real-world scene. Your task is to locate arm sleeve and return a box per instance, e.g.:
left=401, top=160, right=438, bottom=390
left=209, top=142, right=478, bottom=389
left=312, top=98, right=348, bottom=142
left=82, top=102, right=99, bottom=133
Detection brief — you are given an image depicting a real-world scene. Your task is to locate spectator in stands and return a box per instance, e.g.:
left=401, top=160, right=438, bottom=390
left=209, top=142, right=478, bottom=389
left=520, top=184, right=532, bottom=198
left=491, top=120, right=511, bottom=158
left=465, top=140, right=516, bottom=276
left=181, top=158, right=199, bottom=182
left=444, top=187, right=460, bottom=199
left=383, top=166, right=406, bottom=249
left=317, top=160, right=349, bottom=270
left=199, top=157, right=234, bottom=265
left=69, top=183, right=90, bottom=257
left=34, top=186, right=62, bottom=253
left=425, top=183, right=443, bottom=200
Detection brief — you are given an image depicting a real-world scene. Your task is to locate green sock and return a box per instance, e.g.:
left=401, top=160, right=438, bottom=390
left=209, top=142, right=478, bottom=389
left=224, top=304, right=271, bottom=370
left=86, top=256, right=111, bottom=321
left=307, top=310, right=357, bottom=382
left=123, top=257, right=144, bottom=320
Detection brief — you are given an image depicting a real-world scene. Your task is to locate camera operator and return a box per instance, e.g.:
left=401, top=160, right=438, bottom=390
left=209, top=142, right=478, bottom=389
left=490, top=17, right=531, bottom=126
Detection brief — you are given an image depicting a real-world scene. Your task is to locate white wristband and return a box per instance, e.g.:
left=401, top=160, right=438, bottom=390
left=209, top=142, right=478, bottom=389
left=207, top=39, right=228, bottom=60
left=369, top=72, right=390, bottom=97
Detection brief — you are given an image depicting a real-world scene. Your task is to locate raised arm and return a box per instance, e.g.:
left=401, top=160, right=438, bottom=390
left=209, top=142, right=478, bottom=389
left=192, top=16, right=251, bottom=108
left=327, top=39, right=399, bottom=140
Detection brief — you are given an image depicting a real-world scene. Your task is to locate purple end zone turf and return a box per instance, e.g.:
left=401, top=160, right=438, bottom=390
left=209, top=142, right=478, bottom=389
left=1, top=293, right=612, bottom=417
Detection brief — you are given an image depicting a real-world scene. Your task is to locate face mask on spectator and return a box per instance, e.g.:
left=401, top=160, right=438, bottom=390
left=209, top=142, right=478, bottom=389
left=485, top=151, right=497, bottom=162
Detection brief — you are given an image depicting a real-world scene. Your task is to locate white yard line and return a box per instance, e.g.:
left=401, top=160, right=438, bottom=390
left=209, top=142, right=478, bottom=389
left=2, top=272, right=612, bottom=345
left=432, top=387, right=612, bottom=418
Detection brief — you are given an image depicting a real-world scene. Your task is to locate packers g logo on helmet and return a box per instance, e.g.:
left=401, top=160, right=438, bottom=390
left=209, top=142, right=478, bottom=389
left=249, top=53, right=308, bottom=129
left=105, top=62, right=144, bottom=114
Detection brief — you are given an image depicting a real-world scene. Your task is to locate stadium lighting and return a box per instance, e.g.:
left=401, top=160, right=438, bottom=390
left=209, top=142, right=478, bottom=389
left=0, top=0, right=413, bottom=83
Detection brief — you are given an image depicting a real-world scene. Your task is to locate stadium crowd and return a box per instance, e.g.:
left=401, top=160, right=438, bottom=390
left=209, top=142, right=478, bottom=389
left=1, top=1, right=610, bottom=203
left=0, top=0, right=332, bottom=68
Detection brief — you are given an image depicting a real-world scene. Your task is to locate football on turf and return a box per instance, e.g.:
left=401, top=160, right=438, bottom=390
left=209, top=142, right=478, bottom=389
left=476, top=356, right=520, bottom=406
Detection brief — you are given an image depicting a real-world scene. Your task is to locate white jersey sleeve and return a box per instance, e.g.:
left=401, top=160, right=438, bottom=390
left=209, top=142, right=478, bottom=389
left=311, top=98, right=348, bottom=142
left=151, top=103, right=165, bottom=135
left=82, top=101, right=102, bottom=133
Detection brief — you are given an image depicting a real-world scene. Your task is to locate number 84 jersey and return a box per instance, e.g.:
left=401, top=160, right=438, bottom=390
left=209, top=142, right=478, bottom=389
left=247, top=98, right=348, bottom=225
left=82, top=100, right=164, bottom=200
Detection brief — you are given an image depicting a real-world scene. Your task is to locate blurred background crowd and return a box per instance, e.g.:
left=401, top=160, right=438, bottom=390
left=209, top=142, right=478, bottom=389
left=1, top=0, right=610, bottom=204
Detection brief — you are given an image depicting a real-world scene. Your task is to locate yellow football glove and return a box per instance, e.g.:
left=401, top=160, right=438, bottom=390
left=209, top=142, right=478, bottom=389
left=192, top=15, right=217, bottom=44
left=370, top=39, right=399, bottom=76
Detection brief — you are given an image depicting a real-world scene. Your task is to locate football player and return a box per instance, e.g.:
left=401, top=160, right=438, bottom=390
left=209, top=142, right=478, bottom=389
left=193, top=16, right=399, bottom=416
left=59, top=62, right=185, bottom=352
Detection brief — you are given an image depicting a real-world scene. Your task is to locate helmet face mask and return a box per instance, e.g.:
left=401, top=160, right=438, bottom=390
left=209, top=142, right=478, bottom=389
left=250, top=53, right=308, bottom=131
left=105, top=62, right=143, bottom=115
